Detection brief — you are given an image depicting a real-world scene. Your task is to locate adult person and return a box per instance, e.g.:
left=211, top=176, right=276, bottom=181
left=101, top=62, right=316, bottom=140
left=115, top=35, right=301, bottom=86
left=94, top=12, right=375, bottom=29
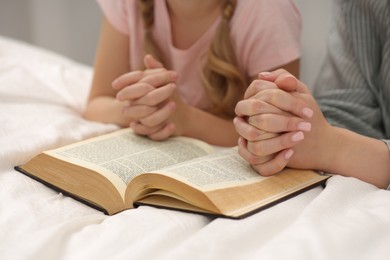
left=233, top=0, right=390, bottom=189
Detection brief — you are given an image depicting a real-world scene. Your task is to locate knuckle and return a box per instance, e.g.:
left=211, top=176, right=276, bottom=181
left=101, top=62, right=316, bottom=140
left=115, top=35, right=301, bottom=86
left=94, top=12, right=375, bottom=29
left=275, top=68, right=287, bottom=75
left=280, top=134, right=292, bottom=148
left=140, top=118, right=156, bottom=128
left=285, top=117, right=295, bottom=131
left=234, top=101, right=243, bottom=115
left=247, top=127, right=260, bottom=141
left=248, top=141, right=265, bottom=156
left=261, top=90, right=273, bottom=103
left=270, top=90, right=282, bottom=104
left=249, top=79, right=262, bottom=89
left=247, top=156, right=257, bottom=165
left=146, top=95, right=160, bottom=106
left=250, top=100, right=263, bottom=113
left=272, top=159, right=286, bottom=174
left=249, top=114, right=269, bottom=130
left=133, top=126, right=148, bottom=136
left=290, top=99, right=301, bottom=114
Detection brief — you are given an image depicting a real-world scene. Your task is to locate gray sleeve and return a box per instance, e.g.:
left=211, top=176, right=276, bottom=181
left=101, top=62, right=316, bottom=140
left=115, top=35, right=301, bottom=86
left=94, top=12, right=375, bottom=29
left=313, top=0, right=390, bottom=140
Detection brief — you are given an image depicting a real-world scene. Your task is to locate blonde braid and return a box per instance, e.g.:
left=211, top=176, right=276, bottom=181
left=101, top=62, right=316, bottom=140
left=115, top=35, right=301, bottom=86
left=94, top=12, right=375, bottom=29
left=201, top=0, right=247, bottom=118
left=138, top=0, right=164, bottom=67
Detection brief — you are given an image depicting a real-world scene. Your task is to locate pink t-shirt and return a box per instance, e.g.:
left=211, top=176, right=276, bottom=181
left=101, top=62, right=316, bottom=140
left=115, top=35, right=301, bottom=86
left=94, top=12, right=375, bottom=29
left=97, top=0, right=301, bottom=109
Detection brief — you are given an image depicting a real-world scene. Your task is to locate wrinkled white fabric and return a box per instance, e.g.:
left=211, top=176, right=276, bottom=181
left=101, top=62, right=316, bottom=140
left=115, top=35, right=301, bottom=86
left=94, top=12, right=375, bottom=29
left=1, top=36, right=389, bottom=260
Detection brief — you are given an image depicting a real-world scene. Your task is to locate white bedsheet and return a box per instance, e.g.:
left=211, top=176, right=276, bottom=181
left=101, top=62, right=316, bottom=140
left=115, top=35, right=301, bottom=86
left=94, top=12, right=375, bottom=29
left=0, top=36, right=389, bottom=260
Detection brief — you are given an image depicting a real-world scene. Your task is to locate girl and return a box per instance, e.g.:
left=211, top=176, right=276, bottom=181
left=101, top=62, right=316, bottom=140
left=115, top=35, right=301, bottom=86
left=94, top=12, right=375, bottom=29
left=84, top=0, right=301, bottom=146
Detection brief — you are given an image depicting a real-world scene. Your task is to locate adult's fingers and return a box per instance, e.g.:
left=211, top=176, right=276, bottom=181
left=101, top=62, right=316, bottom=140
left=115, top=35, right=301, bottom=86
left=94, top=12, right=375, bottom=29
left=259, top=69, right=309, bottom=94
left=251, top=149, right=294, bottom=177
left=233, top=117, right=279, bottom=142
left=235, top=98, right=287, bottom=117
left=244, top=79, right=279, bottom=99
left=246, top=131, right=304, bottom=157
left=237, top=137, right=293, bottom=176
left=237, top=137, right=275, bottom=165
left=252, top=88, right=313, bottom=119
left=247, top=113, right=312, bottom=133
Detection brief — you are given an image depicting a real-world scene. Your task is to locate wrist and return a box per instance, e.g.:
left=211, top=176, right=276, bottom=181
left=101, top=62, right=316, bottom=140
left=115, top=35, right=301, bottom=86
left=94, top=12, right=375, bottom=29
left=322, top=127, right=390, bottom=189
left=311, top=123, right=340, bottom=172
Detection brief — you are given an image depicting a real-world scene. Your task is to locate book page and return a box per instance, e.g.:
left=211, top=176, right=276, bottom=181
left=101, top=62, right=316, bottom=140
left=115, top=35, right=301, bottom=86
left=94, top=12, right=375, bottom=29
left=151, top=147, right=267, bottom=191
left=46, top=129, right=214, bottom=196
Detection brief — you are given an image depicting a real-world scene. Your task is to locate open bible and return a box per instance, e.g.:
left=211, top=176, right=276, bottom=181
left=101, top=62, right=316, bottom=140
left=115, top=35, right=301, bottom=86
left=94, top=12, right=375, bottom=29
left=15, top=129, right=329, bottom=219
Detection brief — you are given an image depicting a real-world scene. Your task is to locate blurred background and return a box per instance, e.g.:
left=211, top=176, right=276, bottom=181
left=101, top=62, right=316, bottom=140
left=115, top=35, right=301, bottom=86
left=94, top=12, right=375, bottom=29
left=0, top=0, right=332, bottom=88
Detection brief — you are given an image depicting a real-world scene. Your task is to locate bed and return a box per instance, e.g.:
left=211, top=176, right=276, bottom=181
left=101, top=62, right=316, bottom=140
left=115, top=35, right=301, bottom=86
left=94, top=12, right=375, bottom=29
left=1, top=36, right=389, bottom=260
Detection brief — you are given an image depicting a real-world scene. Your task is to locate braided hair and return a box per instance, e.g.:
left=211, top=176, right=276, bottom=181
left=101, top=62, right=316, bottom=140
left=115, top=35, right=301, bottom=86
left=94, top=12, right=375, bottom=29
left=138, top=0, right=246, bottom=118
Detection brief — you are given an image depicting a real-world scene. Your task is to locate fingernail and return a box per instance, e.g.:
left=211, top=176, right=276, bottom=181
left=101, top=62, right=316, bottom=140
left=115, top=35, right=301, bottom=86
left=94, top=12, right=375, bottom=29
left=291, top=131, right=304, bottom=142
left=302, top=107, right=314, bottom=118
left=285, top=149, right=294, bottom=160
left=258, top=72, right=271, bottom=78
left=298, top=122, right=311, bottom=132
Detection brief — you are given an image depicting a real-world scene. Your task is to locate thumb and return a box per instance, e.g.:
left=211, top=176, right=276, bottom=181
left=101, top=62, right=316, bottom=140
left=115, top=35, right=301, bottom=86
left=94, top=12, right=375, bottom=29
left=144, top=54, right=164, bottom=69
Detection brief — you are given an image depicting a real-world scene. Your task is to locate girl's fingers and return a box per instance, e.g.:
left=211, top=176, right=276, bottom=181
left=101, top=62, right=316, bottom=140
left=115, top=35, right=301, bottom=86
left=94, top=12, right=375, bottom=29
left=140, top=70, right=178, bottom=87
left=144, top=54, right=164, bottom=69
left=246, top=131, right=304, bottom=157
left=139, top=101, right=176, bottom=128
left=116, top=82, right=155, bottom=101
left=121, top=104, right=157, bottom=120
left=130, top=121, right=165, bottom=136
left=112, top=71, right=145, bottom=90
left=114, top=70, right=176, bottom=95
left=147, top=123, right=176, bottom=141
left=132, top=83, right=176, bottom=106
left=233, top=117, right=279, bottom=142
left=131, top=121, right=175, bottom=141
left=247, top=113, right=312, bottom=133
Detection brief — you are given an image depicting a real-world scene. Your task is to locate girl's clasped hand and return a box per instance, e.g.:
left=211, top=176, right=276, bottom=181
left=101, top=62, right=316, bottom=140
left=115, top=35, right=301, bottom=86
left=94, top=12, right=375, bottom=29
left=113, top=54, right=188, bottom=141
